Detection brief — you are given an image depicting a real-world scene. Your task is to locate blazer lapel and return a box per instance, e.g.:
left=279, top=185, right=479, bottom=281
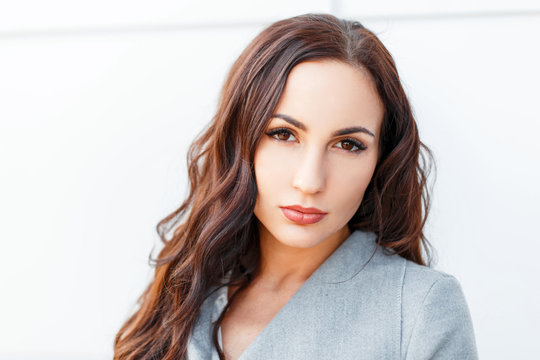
left=238, top=230, right=405, bottom=360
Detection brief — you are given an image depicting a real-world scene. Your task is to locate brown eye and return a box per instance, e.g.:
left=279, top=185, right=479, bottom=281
left=340, top=140, right=355, bottom=151
left=335, top=138, right=366, bottom=153
left=276, top=131, right=291, bottom=141
left=265, top=128, right=297, bottom=142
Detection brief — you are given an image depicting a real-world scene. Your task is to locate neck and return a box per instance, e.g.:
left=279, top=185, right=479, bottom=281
left=254, top=224, right=351, bottom=292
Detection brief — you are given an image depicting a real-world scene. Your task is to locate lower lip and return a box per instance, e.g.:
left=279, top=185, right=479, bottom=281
left=280, top=208, right=327, bottom=225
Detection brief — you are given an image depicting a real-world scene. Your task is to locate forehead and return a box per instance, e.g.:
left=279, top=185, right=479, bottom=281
left=273, top=60, right=384, bottom=136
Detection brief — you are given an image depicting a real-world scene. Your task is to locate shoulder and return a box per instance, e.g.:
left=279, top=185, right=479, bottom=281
left=314, top=231, right=478, bottom=358
left=351, top=233, right=478, bottom=359
left=401, top=259, right=463, bottom=306
left=358, top=233, right=469, bottom=309
left=364, top=240, right=474, bottom=331
left=399, top=260, right=478, bottom=359
left=400, top=260, right=470, bottom=330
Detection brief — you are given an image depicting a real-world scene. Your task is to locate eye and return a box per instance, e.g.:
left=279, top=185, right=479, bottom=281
left=265, top=128, right=297, bottom=142
left=335, top=138, right=367, bottom=153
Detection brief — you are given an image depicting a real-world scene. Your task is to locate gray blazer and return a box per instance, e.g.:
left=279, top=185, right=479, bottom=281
left=187, top=230, right=478, bottom=359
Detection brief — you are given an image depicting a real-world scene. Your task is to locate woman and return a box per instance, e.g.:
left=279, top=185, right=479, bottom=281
left=114, top=13, right=478, bottom=360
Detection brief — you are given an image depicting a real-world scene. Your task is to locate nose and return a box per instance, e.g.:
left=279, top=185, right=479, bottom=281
left=292, top=147, right=326, bottom=194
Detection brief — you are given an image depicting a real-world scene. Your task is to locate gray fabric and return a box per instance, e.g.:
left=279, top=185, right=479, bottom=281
left=187, top=230, right=478, bottom=359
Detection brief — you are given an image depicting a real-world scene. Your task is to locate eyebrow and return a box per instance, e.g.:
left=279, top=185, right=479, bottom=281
left=272, top=113, right=375, bottom=138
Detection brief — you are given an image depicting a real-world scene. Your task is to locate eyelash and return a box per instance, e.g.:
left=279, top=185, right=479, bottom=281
left=265, top=127, right=367, bottom=153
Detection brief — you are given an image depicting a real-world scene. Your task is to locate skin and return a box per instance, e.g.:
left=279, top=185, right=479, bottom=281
left=221, top=59, right=384, bottom=360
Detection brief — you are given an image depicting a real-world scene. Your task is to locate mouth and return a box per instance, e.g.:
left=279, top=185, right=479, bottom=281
left=280, top=205, right=327, bottom=225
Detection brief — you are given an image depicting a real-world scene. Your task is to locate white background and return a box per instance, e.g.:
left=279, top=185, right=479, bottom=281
left=1, top=1, right=539, bottom=359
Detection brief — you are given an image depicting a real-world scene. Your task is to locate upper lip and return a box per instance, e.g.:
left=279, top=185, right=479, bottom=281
left=281, top=205, right=327, bottom=214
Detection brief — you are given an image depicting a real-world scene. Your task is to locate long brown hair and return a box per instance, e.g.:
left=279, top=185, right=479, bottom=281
left=114, top=13, right=434, bottom=359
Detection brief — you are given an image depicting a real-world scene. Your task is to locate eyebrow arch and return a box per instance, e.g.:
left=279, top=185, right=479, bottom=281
left=273, top=113, right=375, bottom=138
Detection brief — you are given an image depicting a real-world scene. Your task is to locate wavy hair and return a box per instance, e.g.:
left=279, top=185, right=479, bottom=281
left=114, top=13, right=434, bottom=360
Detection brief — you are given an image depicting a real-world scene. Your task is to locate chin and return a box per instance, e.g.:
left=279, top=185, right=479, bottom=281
left=271, top=225, right=330, bottom=249
left=281, top=237, right=324, bottom=249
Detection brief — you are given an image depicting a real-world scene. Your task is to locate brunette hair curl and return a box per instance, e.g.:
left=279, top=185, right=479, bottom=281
left=114, top=13, right=434, bottom=360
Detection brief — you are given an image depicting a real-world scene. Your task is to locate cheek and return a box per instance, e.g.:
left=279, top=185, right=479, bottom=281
left=253, top=143, right=292, bottom=207
left=329, top=157, right=377, bottom=214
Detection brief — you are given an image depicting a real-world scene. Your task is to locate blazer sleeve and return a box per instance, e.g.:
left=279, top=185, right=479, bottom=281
left=404, top=275, right=479, bottom=360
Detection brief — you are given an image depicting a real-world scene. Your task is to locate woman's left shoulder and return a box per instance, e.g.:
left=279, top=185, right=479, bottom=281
left=399, top=260, right=479, bottom=359
left=401, top=259, right=465, bottom=302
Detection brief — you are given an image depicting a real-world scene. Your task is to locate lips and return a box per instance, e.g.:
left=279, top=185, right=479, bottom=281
left=280, top=205, right=327, bottom=225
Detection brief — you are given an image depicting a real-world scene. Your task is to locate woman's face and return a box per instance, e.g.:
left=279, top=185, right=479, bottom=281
left=253, top=59, right=384, bottom=249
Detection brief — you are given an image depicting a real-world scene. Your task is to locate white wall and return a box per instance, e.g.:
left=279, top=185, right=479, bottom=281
left=1, top=1, right=538, bottom=359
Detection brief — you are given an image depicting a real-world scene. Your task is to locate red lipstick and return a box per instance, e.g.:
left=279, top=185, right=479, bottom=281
left=280, top=205, right=327, bottom=225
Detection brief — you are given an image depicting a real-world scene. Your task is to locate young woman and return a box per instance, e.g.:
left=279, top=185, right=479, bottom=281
left=114, top=13, right=478, bottom=360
